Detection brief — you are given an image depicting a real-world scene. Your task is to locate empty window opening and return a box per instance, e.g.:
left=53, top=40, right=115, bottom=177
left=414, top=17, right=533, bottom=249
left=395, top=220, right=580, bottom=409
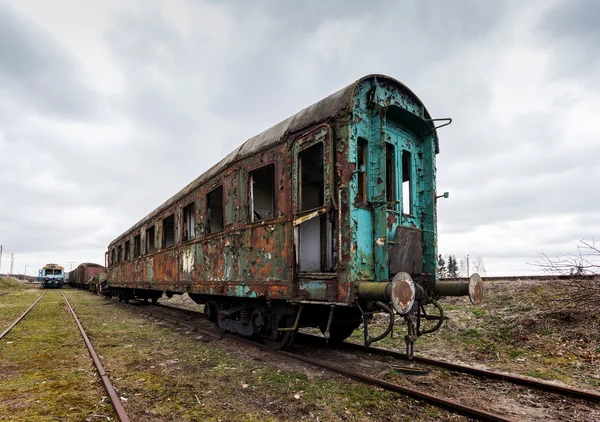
left=250, top=165, right=275, bottom=222
left=385, top=143, right=396, bottom=204
left=111, top=249, right=115, bottom=265
left=124, top=240, right=130, bottom=260
left=298, top=143, right=324, bottom=212
left=162, top=214, right=175, bottom=248
left=206, top=187, right=224, bottom=234
left=182, top=202, right=196, bottom=241
left=133, top=234, right=141, bottom=257
left=357, top=138, right=368, bottom=205
left=402, top=150, right=412, bottom=215
left=146, top=226, right=155, bottom=254
left=117, top=245, right=122, bottom=263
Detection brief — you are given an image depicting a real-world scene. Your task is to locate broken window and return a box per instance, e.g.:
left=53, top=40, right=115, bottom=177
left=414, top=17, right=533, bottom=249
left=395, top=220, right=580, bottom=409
left=357, top=138, right=368, bottom=205
left=250, top=165, right=275, bottom=222
left=182, top=202, right=196, bottom=241
left=146, top=226, right=155, bottom=254
left=385, top=143, right=396, bottom=204
left=124, top=240, right=130, bottom=260
left=134, top=234, right=141, bottom=257
left=117, top=245, right=122, bottom=263
left=206, top=186, right=223, bottom=234
left=162, top=214, right=175, bottom=248
left=402, top=150, right=412, bottom=215
left=298, top=143, right=324, bottom=212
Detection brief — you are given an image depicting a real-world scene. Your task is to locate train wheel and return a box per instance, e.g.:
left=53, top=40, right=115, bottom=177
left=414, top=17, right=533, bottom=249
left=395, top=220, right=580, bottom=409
left=151, top=295, right=159, bottom=304
left=204, top=301, right=219, bottom=323
left=262, top=315, right=295, bottom=350
left=319, top=321, right=361, bottom=343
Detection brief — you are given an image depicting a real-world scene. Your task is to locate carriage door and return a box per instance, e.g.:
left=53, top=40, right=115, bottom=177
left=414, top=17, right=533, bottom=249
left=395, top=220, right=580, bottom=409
left=293, top=125, right=335, bottom=276
left=384, top=108, right=423, bottom=278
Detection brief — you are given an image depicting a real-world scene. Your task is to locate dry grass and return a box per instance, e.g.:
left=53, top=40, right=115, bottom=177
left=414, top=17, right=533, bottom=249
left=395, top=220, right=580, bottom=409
left=347, top=278, right=600, bottom=391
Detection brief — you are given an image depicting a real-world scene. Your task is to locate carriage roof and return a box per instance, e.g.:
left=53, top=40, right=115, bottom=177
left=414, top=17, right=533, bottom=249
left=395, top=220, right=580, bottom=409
left=109, top=74, right=437, bottom=247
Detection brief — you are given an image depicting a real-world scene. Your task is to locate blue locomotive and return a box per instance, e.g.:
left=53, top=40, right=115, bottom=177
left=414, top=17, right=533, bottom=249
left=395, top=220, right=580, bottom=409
left=40, top=263, right=64, bottom=288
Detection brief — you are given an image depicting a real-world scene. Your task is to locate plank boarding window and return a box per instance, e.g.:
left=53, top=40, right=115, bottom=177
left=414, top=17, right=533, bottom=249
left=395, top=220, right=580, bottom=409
left=299, top=143, right=324, bottom=212
left=162, top=214, right=175, bottom=248
left=250, top=165, right=275, bottom=222
left=146, top=226, right=155, bottom=254
left=117, top=245, right=122, bottom=263
left=133, top=234, right=141, bottom=258
left=385, top=143, right=396, bottom=204
left=357, top=138, right=368, bottom=205
left=402, top=150, right=412, bottom=215
left=124, top=240, right=130, bottom=260
left=182, top=203, right=196, bottom=241
left=206, top=186, right=223, bottom=234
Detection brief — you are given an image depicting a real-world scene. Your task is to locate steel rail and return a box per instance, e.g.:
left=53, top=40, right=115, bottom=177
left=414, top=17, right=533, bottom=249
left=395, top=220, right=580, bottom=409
left=127, top=301, right=511, bottom=421
left=269, top=346, right=513, bottom=422
left=141, top=302, right=600, bottom=403
left=62, top=293, right=131, bottom=422
left=123, top=300, right=222, bottom=340
left=297, top=333, right=600, bottom=403
left=0, top=291, right=46, bottom=341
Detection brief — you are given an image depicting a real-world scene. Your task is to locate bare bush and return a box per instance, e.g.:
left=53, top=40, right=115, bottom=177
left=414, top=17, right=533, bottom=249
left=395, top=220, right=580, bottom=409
left=534, top=239, right=600, bottom=316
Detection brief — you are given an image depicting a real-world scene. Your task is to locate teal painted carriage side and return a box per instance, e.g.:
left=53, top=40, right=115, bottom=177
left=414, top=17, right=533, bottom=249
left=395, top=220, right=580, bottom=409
left=347, top=77, right=438, bottom=284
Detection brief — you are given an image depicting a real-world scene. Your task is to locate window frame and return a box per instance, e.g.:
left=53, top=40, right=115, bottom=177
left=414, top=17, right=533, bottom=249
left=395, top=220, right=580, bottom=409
left=385, top=142, right=397, bottom=206
left=248, top=163, right=276, bottom=223
left=402, top=149, right=413, bottom=216
left=133, top=233, right=141, bottom=258
left=182, top=201, right=196, bottom=242
left=205, top=185, right=224, bottom=234
left=356, top=138, right=368, bottom=207
left=146, top=225, right=156, bottom=254
left=297, top=141, right=325, bottom=213
left=162, top=213, right=176, bottom=249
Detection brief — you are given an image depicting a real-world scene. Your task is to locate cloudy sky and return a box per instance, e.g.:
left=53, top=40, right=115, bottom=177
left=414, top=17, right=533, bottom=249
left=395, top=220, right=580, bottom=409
left=0, top=0, right=598, bottom=277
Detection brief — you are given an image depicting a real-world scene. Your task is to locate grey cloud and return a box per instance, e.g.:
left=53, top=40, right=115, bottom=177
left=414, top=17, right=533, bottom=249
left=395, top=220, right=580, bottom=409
left=0, top=4, right=97, bottom=118
left=538, top=0, right=600, bottom=86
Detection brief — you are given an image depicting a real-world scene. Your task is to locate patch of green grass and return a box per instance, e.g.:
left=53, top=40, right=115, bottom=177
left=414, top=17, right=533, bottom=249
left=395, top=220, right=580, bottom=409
left=471, top=307, right=485, bottom=317
left=0, top=290, right=115, bottom=421
left=525, top=368, right=558, bottom=381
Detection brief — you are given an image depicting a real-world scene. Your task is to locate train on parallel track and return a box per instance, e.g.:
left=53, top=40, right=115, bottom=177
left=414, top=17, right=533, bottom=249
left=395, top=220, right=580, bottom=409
left=68, top=263, right=106, bottom=291
left=83, top=75, right=484, bottom=356
left=39, top=263, right=65, bottom=288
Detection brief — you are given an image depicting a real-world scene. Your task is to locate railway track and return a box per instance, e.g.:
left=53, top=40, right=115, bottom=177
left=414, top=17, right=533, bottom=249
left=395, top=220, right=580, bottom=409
left=120, top=300, right=596, bottom=421
left=149, top=301, right=600, bottom=403
left=0, top=291, right=46, bottom=341
left=62, top=293, right=131, bottom=422
left=0, top=290, right=130, bottom=422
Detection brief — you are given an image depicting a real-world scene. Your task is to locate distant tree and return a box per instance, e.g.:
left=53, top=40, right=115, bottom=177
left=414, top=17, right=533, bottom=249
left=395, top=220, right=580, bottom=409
left=437, top=254, right=447, bottom=278
left=447, top=255, right=460, bottom=278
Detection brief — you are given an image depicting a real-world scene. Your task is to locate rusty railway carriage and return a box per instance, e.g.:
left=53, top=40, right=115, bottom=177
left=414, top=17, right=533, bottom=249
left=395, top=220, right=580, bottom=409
left=106, top=74, right=483, bottom=354
left=68, top=263, right=106, bottom=289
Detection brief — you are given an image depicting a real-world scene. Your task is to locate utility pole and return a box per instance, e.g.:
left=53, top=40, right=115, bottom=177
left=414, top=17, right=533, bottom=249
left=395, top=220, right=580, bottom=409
left=10, top=253, right=14, bottom=276
left=466, top=255, right=470, bottom=276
